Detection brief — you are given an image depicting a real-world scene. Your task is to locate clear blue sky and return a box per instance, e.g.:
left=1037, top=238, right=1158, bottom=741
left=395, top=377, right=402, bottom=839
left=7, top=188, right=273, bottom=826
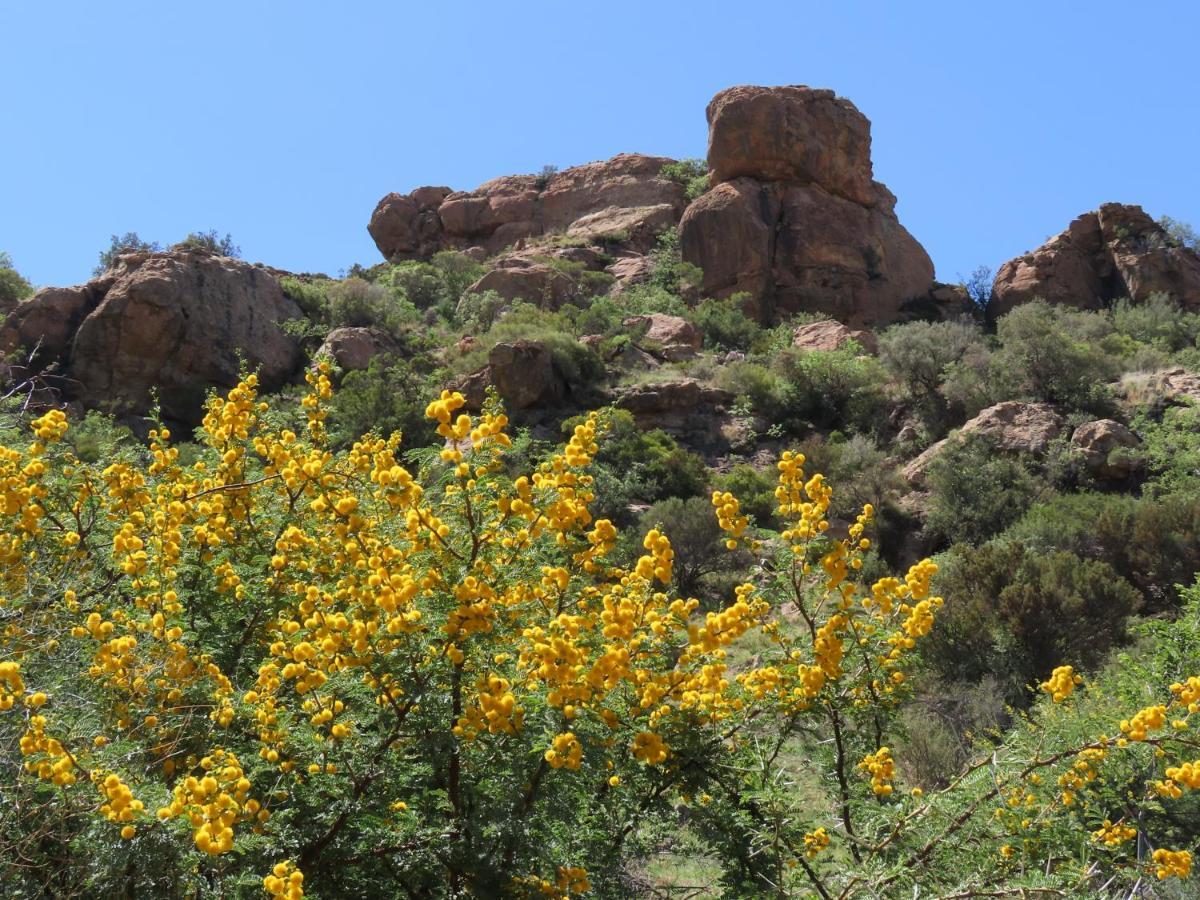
left=3, top=1, right=1197, bottom=289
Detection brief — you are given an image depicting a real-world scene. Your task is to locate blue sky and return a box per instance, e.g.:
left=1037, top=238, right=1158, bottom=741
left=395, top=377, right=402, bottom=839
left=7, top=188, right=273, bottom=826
left=3, top=1, right=1197, bottom=289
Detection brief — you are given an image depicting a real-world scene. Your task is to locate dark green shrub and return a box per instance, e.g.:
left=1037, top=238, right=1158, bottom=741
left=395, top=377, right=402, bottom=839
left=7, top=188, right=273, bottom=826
left=773, top=346, right=888, bottom=433
left=1002, top=492, right=1200, bottom=611
left=279, top=276, right=332, bottom=321
left=1138, top=401, right=1200, bottom=497
left=660, top=158, right=710, bottom=200
left=174, top=230, right=241, bottom=257
left=94, top=232, right=161, bottom=275
left=640, top=496, right=746, bottom=605
left=714, top=465, right=779, bottom=529
left=924, top=436, right=1044, bottom=546
left=328, top=357, right=438, bottom=449
left=878, top=319, right=989, bottom=433
left=989, top=302, right=1118, bottom=412
left=1111, top=293, right=1200, bottom=354
left=0, top=251, right=34, bottom=309
left=690, top=296, right=761, bottom=351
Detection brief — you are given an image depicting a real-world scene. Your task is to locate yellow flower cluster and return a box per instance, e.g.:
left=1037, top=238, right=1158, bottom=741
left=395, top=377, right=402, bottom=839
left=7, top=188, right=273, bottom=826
left=633, top=528, right=673, bottom=584
left=1120, top=704, right=1166, bottom=741
left=1092, top=819, right=1136, bottom=847
left=711, top=489, right=748, bottom=548
left=1152, top=848, right=1192, bottom=880
left=0, top=660, right=25, bottom=710
left=19, top=715, right=77, bottom=786
left=859, top=746, right=895, bottom=796
left=1041, top=665, right=1082, bottom=702
left=157, top=749, right=261, bottom=855
left=263, top=861, right=305, bottom=899
left=803, top=826, right=830, bottom=858
left=96, top=771, right=144, bottom=838
left=518, top=865, right=591, bottom=898
left=544, top=732, right=583, bottom=770
left=631, top=731, right=669, bottom=765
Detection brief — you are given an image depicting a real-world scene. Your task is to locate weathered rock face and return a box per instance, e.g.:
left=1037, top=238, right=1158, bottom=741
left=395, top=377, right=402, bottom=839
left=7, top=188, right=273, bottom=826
left=792, top=319, right=878, bottom=354
left=369, top=154, right=687, bottom=261
left=615, top=379, right=734, bottom=449
left=452, top=340, right=569, bottom=411
left=463, top=246, right=609, bottom=310
left=902, top=401, right=1065, bottom=486
left=991, top=204, right=1200, bottom=317
left=316, top=326, right=399, bottom=373
left=622, top=313, right=702, bottom=361
left=680, top=85, right=934, bottom=326
left=1, top=284, right=105, bottom=367
left=1072, top=419, right=1141, bottom=480
left=3, top=248, right=302, bottom=426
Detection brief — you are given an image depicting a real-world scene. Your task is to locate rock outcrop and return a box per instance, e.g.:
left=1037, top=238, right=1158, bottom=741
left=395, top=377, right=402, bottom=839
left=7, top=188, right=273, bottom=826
left=902, top=401, right=1065, bottom=486
left=2, top=248, right=302, bottom=426
left=622, top=313, right=702, bottom=361
left=792, top=319, right=878, bottom=354
left=369, top=154, right=687, bottom=262
left=679, top=86, right=935, bottom=325
left=615, top=379, right=734, bottom=449
left=991, top=203, right=1200, bottom=317
left=452, top=340, right=570, bottom=411
left=1072, top=419, right=1141, bottom=480
left=316, top=326, right=399, bottom=372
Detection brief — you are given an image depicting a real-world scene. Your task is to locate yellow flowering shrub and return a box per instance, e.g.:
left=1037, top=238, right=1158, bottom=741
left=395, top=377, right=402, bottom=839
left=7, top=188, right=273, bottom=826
left=0, top=372, right=1196, bottom=897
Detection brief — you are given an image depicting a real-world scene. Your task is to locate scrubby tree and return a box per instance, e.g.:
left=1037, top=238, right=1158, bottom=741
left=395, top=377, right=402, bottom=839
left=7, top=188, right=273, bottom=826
left=0, top=250, right=34, bottom=309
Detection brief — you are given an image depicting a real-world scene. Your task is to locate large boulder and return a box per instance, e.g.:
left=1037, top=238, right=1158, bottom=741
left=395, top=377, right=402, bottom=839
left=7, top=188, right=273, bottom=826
left=369, top=154, right=687, bottom=260
left=679, top=85, right=934, bottom=326
left=616, top=379, right=734, bottom=449
left=902, top=401, right=1065, bottom=487
left=0, top=284, right=104, bottom=367
left=452, top=340, right=568, bottom=411
left=706, top=85, right=876, bottom=205
left=315, top=326, right=399, bottom=372
left=991, top=204, right=1200, bottom=317
left=791, top=318, right=878, bottom=354
left=1072, top=419, right=1141, bottom=480
left=622, top=313, right=702, bottom=361
left=9, top=248, right=303, bottom=426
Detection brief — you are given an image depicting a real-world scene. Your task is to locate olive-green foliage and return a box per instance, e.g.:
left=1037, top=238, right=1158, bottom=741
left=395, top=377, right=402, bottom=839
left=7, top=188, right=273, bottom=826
left=327, top=277, right=419, bottom=339
left=377, top=251, right=485, bottom=315
left=173, top=230, right=241, bottom=258
left=1002, top=492, right=1200, bottom=612
left=457, top=303, right=606, bottom=391
left=926, top=542, right=1140, bottom=699
left=988, top=302, right=1118, bottom=413
left=0, top=251, right=34, bottom=309
left=279, top=276, right=334, bottom=321
left=94, top=232, right=162, bottom=275
left=1138, top=400, right=1200, bottom=497
left=328, top=357, right=438, bottom=450
left=66, top=410, right=136, bottom=464
left=1110, top=292, right=1200, bottom=354
left=646, top=230, right=702, bottom=299
left=878, top=318, right=989, bottom=434
left=714, top=465, right=779, bottom=529
left=569, top=410, right=708, bottom=525
left=1158, top=214, right=1200, bottom=250
left=660, top=158, right=710, bottom=201
left=641, top=496, right=745, bottom=605
left=690, top=296, right=762, bottom=351
left=924, top=436, right=1043, bottom=546
left=773, top=345, right=888, bottom=433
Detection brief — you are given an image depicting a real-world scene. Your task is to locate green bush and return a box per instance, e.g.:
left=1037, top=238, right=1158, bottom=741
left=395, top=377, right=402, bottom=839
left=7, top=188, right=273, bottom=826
left=1002, top=491, right=1200, bottom=611
left=94, top=232, right=161, bottom=275
left=988, top=301, right=1118, bottom=412
left=0, top=251, right=34, bottom=309
left=714, top=465, right=779, bottom=529
left=660, top=158, right=710, bottom=201
left=1110, top=292, right=1200, bottom=354
left=328, top=357, right=438, bottom=449
left=327, top=277, right=419, bottom=338
left=878, top=319, right=989, bottom=433
left=640, top=496, right=746, bottom=605
left=926, top=543, right=1140, bottom=698
left=174, top=230, right=241, bottom=258
left=773, top=346, right=888, bottom=433
left=924, top=436, right=1044, bottom=546
left=1138, top=400, right=1200, bottom=497
left=279, top=276, right=333, bottom=321
left=689, top=296, right=761, bottom=351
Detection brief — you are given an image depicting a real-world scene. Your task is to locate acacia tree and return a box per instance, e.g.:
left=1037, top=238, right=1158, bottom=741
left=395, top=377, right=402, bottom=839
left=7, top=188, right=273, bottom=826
left=0, top=370, right=1196, bottom=897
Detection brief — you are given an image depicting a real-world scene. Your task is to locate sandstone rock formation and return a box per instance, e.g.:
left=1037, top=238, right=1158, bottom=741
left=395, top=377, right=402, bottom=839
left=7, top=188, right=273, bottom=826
left=991, top=203, right=1200, bottom=317
left=1, top=248, right=302, bottom=425
left=679, top=85, right=935, bottom=325
left=316, top=326, right=399, bottom=372
left=622, top=313, right=702, bottom=361
left=615, top=379, right=734, bottom=449
left=1072, top=419, right=1141, bottom=480
left=452, top=340, right=569, bottom=411
left=792, top=319, right=878, bottom=354
left=369, top=154, right=687, bottom=262
left=902, top=401, right=1065, bottom=486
